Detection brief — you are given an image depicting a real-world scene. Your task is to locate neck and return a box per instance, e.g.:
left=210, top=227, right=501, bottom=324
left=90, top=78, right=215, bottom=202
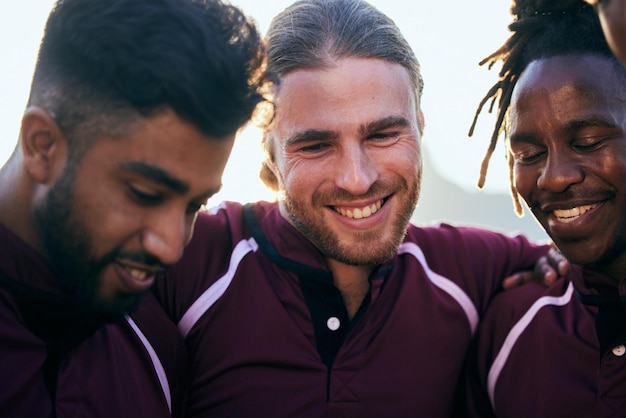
left=327, top=258, right=373, bottom=319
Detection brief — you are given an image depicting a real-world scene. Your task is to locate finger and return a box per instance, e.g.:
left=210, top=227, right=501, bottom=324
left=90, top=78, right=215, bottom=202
left=532, top=255, right=558, bottom=286
left=542, top=268, right=558, bottom=286
left=502, top=272, right=533, bottom=289
left=547, top=247, right=569, bottom=276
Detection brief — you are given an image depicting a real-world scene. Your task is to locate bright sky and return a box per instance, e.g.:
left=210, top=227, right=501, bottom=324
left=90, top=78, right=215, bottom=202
left=0, top=0, right=514, bottom=208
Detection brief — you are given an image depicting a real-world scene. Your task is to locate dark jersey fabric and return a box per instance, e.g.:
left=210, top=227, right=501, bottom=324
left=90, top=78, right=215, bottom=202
left=156, top=201, right=548, bottom=418
left=465, top=264, right=626, bottom=418
left=0, top=224, right=187, bottom=418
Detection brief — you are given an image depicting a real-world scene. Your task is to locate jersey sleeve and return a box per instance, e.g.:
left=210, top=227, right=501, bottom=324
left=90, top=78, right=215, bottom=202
left=461, top=281, right=550, bottom=417
left=152, top=203, right=242, bottom=323
left=408, top=223, right=551, bottom=315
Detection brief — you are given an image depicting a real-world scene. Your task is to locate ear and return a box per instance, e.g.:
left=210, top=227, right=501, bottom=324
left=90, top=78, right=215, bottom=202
left=20, top=107, right=67, bottom=184
left=259, top=132, right=282, bottom=192
left=259, top=160, right=280, bottom=192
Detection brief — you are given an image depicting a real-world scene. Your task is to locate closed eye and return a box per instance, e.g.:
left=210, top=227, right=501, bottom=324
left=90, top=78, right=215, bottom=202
left=367, top=131, right=400, bottom=144
left=517, top=153, right=545, bottom=164
left=511, top=146, right=546, bottom=164
left=573, top=137, right=607, bottom=152
left=369, top=132, right=397, bottom=139
left=129, top=185, right=163, bottom=205
left=298, top=142, right=332, bottom=153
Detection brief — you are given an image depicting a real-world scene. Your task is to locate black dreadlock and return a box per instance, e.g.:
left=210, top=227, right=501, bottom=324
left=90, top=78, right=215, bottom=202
left=469, top=0, right=614, bottom=214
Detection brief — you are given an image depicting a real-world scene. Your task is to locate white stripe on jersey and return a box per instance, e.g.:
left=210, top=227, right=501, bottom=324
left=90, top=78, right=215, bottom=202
left=178, top=237, right=258, bottom=338
left=487, top=281, right=574, bottom=411
left=398, top=242, right=480, bottom=335
left=125, top=315, right=172, bottom=413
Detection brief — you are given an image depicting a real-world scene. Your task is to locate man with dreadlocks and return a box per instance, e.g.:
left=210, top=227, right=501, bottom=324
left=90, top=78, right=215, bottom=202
left=463, top=1, right=626, bottom=416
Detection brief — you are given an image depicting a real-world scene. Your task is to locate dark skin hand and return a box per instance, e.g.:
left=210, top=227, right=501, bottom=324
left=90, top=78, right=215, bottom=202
left=503, top=246, right=570, bottom=290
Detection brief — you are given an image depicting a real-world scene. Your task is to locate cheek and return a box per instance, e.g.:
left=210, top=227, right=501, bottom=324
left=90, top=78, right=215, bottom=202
left=73, top=181, right=143, bottom=244
left=387, top=143, right=421, bottom=176
left=513, top=165, right=536, bottom=199
left=281, top=162, right=313, bottom=194
left=87, top=206, right=141, bottom=246
left=277, top=154, right=321, bottom=188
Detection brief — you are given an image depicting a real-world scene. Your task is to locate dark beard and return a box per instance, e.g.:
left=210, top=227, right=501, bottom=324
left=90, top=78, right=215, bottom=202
left=32, top=164, right=139, bottom=315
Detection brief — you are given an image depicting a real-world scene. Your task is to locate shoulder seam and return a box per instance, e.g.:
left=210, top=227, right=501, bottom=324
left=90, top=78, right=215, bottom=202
left=398, top=242, right=480, bottom=334
left=177, top=237, right=258, bottom=338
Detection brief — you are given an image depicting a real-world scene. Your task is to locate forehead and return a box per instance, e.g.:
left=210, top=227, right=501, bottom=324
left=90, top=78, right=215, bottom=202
left=511, top=54, right=626, bottom=125
left=271, top=57, right=417, bottom=138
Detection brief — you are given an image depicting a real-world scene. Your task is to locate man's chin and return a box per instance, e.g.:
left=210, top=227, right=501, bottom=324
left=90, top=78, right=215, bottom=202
left=91, top=292, right=142, bottom=317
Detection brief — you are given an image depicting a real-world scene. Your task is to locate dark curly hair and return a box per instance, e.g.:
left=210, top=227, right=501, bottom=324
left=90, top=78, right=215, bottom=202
left=28, top=0, right=272, bottom=161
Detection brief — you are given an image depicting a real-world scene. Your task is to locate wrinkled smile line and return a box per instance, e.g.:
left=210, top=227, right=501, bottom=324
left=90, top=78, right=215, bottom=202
left=333, top=199, right=384, bottom=219
left=552, top=204, right=598, bottom=223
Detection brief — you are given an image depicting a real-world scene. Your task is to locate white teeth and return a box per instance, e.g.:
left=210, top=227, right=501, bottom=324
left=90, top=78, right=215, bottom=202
left=335, top=200, right=382, bottom=219
left=553, top=204, right=597, bottom=223
left=128, top=268, right=148, bottom=280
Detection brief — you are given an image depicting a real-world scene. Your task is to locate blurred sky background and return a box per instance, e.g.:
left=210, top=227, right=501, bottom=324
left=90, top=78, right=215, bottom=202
left=0, top=1, right=550, bottom=241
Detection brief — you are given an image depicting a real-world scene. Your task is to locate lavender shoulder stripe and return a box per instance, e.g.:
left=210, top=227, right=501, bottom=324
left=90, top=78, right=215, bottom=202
left=487, top=281, right=574, bottom=411
left=125, top=315, right=171, bottom=413
left=398, top=242, right=479, bottom=335
left=177, top=238, right=258, bottom=338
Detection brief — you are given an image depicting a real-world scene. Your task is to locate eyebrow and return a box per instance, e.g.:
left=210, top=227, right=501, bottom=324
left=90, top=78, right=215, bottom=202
left=285, top=116, right=413, bottom=146
left=509, top=131, right=536, bottom=144
left=510, top=116, right=620, bottom=144
left=359, top=116, right=412, bottom=136
left=120, top=161, right=189, bottom=194
left=565, top=117, right=619, bottom=131
left=285, top=129, right=338, bottom=147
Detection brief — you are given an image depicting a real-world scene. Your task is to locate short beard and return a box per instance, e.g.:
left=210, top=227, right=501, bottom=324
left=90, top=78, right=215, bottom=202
left=283, top=174, right=420, bottom=266
left=32, top=162, right=138, bottom=316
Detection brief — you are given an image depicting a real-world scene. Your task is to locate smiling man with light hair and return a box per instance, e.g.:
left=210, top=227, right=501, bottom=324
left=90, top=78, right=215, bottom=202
left=154, top=1, right=567, bottom=416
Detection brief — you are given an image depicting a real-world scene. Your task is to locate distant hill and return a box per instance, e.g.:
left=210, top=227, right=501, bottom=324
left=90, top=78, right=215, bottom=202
left=412, top=152, right=549, bottom=243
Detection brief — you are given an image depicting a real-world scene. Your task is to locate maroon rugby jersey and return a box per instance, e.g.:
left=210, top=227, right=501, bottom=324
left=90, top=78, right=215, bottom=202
left=0, top=224, right=187, bottom=418
left=156, top=200, right=548, bottom=417
left=465, top=265, right=626, bottom=417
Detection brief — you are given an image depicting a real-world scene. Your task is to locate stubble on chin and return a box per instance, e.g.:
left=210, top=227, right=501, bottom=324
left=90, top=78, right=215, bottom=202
left=282, top=177, right=419, bottom=267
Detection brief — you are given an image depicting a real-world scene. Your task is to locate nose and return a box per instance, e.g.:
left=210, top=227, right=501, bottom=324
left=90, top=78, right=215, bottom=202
left=537, top=151, right=584, bottom=193
left=141, top=210, right=192, bottom=266
left=335, top=144, right=378, bottom=195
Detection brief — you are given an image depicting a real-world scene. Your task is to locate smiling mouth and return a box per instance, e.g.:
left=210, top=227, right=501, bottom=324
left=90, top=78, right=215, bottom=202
left=127, top=268, right=149, bottom=281
left=118, top=261, right=162, bottom=282
left=552, top=204, right=598, bottom=223
left=333, top=199, right=384, bottom=219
